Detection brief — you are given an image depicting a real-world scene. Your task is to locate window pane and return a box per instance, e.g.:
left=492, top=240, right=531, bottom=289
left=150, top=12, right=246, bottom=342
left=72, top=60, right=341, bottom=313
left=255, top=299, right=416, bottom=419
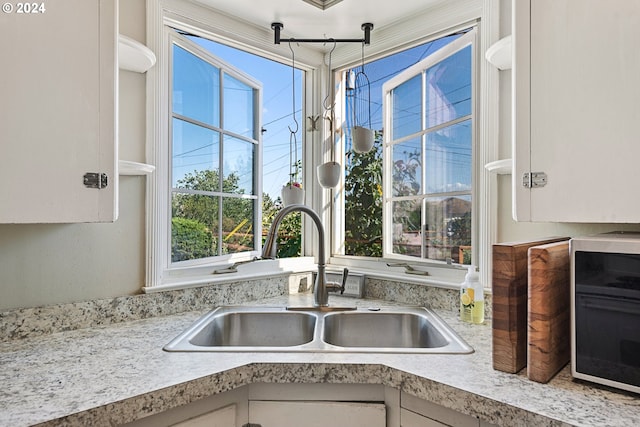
left=223, top=134, right=254, bottom=195
left=425, top=45, right=471, bottom=128
left=172, top=118, right=220, bottom=189
left=392, top=137, right=422, bottom=197
left=222, top=197, right=255, bottom=254
left=173, top=44, right=220, bottom=127
left=391, top=198, right=422, bottom=258
left=171, top=193, right=218, bottom=262
left=391, top=74, right=422, bottom=140
left=425, top=120, right=472, bottom=194
left=224, top=73, right=255, bottom=138
left=425, top=195, right=471, bottom=262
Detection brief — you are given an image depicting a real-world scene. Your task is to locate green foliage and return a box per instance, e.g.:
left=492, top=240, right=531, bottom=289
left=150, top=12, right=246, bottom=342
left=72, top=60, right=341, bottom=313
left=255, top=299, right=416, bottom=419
left=171, top=217, right=214, bottom=261
left=447, top=211, right=472, bottom=246
left=262, top=192, right=301, bottom=258
left=172, top=168, right=255, bottom=261
left=344, top=133, right=383, bottom=257
left=391, top=147, right=421, bottom=196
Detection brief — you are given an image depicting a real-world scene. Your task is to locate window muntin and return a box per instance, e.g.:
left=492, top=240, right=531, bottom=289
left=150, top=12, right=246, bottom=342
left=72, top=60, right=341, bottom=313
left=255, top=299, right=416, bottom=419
left=384, top=30, right=475, bottom=264
left=170, top=33, right=261, bottom=263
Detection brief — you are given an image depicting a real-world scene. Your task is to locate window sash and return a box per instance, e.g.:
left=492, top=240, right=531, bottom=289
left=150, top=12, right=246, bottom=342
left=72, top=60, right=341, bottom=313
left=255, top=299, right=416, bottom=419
left=169, top=30, right=262, bottom=265
left=382, top=29, right=476, bottom=263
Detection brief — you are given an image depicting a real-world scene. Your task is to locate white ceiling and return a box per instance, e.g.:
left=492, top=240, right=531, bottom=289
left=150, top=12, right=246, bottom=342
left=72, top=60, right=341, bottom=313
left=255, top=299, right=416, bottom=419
left=192, top=0, right=447, bottom=45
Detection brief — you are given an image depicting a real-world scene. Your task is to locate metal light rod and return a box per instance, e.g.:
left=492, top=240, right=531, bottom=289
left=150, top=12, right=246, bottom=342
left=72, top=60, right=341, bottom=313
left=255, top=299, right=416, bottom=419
left=271, top=22, right=373, bottom=45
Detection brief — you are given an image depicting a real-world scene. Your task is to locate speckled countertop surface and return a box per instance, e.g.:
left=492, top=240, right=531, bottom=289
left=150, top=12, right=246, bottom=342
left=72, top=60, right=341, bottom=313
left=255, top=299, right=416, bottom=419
left=1, top=293, right=638, bottom=427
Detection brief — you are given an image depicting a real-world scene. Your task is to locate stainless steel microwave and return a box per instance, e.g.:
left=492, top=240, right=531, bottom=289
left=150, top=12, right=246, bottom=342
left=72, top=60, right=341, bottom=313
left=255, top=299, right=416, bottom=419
left=571, top=232, right=640, bottom=394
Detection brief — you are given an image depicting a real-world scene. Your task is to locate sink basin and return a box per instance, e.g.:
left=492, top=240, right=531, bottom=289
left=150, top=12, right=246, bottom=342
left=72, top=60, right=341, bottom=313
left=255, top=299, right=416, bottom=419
left=164, top=307, right=317, bottom=351
left=164, top=306, right=473, bottom=354
left=322, top=311, right=448, bottom=349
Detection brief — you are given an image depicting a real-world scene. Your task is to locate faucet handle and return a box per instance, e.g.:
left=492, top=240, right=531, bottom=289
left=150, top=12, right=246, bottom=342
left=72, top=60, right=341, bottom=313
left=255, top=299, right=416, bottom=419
left=325, top=268, right=349, bottom=294
left=340, top=267, right=349, bottom=294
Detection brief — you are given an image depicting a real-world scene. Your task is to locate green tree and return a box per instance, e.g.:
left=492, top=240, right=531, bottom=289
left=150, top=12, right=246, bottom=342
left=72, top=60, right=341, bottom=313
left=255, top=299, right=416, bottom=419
left=171, top=217, right=214, bottom=261
left=262, top=192, right=301, bottom=258
left=344, top=132, right=383, bottom=257
left=172, top=169, right=255, bottom=260
left=173, top=168, right=304, bottom=262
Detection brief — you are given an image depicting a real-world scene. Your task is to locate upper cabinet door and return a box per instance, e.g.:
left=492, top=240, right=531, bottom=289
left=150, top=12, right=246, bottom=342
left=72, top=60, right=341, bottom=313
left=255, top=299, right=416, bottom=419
left=512, top=0, right=640, bottom=222
left=0, top=0, right=118, bottom=223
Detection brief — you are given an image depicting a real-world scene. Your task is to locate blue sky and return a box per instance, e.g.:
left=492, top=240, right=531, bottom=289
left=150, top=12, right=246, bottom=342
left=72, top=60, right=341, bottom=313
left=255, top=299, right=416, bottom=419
left=190, top=35, right=303, bottom=198
left=178, top=31, right=469, bottom=198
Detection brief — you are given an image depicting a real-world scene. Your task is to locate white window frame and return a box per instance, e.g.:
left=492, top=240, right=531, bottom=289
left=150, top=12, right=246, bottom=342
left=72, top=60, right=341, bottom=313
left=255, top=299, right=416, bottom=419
left=328, top=0, right=499, bottom=289
left=382, top=29, right=476, bottom=263
left=144, top=0, right=500, bottom=291
left=144, top=1, right=322, bottom=290
left=170, top=30, right=263, bottom=263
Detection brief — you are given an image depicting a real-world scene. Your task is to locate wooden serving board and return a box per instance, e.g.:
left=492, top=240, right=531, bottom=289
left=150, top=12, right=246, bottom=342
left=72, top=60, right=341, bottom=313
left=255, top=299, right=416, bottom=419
left=527, top=241, right=571, bottom=383
left=491, top=237, right=569, bottom=373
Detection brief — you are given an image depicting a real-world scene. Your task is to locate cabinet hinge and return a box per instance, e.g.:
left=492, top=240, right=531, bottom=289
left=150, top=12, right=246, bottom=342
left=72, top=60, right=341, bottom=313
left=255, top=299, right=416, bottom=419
left=83, top=172, right=108, bottom=189
left=522, top=172, right=547, bottom=188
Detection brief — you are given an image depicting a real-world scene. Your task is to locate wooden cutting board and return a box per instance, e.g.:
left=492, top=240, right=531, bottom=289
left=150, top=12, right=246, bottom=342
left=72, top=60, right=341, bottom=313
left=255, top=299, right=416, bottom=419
left=492, top=237, right=569, bottom=373
left=527, top=241, right=571, bottom=383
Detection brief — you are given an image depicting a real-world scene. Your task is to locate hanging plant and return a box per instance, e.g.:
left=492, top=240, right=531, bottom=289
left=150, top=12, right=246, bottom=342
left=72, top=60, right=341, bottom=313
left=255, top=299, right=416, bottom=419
left=317, top=40, right=341, bottom=189
left=351, top=42, right=374, bottom=154
left=282, top=42, right=305, bottom=206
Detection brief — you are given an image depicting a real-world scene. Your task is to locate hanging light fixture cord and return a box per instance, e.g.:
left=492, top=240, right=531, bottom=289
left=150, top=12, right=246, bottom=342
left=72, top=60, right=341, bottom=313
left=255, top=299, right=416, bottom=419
left=288, top=42, right=299, bottom=186
left=353, top=41, right=372, bottom=129
left=322, top=39, right=337, bottom=113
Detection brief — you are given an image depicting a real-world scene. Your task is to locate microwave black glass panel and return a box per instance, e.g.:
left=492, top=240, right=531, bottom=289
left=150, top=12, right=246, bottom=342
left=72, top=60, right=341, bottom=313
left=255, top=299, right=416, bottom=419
left=575, top=251, right=640, bottom=387
left=575, top=251, right=640, bottom=298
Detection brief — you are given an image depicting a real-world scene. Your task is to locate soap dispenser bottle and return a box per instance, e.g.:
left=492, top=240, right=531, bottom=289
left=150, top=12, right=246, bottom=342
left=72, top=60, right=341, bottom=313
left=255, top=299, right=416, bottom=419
left=460, top=265, right=484, bottom=324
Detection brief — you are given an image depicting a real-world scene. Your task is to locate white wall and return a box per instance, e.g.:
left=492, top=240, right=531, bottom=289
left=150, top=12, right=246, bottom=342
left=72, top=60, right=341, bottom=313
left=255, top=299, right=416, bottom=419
left=0, top=0, right=147, bottom=310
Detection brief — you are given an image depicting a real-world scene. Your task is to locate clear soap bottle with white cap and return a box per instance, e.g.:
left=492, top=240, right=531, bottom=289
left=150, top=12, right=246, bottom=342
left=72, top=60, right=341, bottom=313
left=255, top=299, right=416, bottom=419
left=459, top=265, right=484, bottom=324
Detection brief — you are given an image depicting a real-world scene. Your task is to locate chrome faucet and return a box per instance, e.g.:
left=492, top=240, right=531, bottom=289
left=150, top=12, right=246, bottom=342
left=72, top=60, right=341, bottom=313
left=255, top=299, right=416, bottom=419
left=261, top=204, right=347, bottom=307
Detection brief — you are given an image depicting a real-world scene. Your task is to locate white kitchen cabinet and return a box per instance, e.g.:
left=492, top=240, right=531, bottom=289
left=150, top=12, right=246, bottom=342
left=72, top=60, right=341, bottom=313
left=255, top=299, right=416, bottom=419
left=170, top=404, right=236, bottom=427
left=400, top=392, right=483, bottom=427
left=0, top=0, right=118, bottom=223
left=512, top=0, right=640, bottom=222
left=125, top=383, right=499, bottom=427
left=124, top=383, right=391, bottom=427
left=249, top=400, right=386, bottom=427
left=401, top=408, right=448, bottom=427
left=248, top=383, right=394, bottom=427
left=123, top=387, right=249, bottom=427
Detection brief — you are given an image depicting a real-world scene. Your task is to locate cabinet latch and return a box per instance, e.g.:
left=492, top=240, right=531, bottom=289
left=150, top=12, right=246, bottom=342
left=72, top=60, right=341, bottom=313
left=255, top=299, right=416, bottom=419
left=522, top=172, right=547, bottom=188
left=83, top=172, right=108, bottom=189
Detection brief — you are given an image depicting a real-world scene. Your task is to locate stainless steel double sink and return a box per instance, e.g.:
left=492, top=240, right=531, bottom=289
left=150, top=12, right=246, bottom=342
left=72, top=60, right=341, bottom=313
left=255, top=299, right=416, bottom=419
left=164, top=306, right=473, bottom=354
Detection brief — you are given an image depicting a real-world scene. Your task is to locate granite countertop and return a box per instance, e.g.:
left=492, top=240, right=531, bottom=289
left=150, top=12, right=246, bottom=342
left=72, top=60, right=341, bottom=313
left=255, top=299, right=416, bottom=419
left=1, top=293, right=638, bottom=427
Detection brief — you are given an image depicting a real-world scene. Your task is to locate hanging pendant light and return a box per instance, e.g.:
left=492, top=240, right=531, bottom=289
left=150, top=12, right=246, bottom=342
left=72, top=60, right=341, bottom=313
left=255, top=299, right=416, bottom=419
left=351, top=42, right=374, bottom=154
left=317, top=40, right=341, bottom=189
left=281, top=42, right=305, bottom=206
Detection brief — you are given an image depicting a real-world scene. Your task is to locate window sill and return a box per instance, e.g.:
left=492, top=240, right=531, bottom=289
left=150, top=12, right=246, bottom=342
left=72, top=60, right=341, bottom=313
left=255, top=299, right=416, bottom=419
left=143, top=257, right=316, bottom=293
left=327, top=256, right=471, bottom=291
